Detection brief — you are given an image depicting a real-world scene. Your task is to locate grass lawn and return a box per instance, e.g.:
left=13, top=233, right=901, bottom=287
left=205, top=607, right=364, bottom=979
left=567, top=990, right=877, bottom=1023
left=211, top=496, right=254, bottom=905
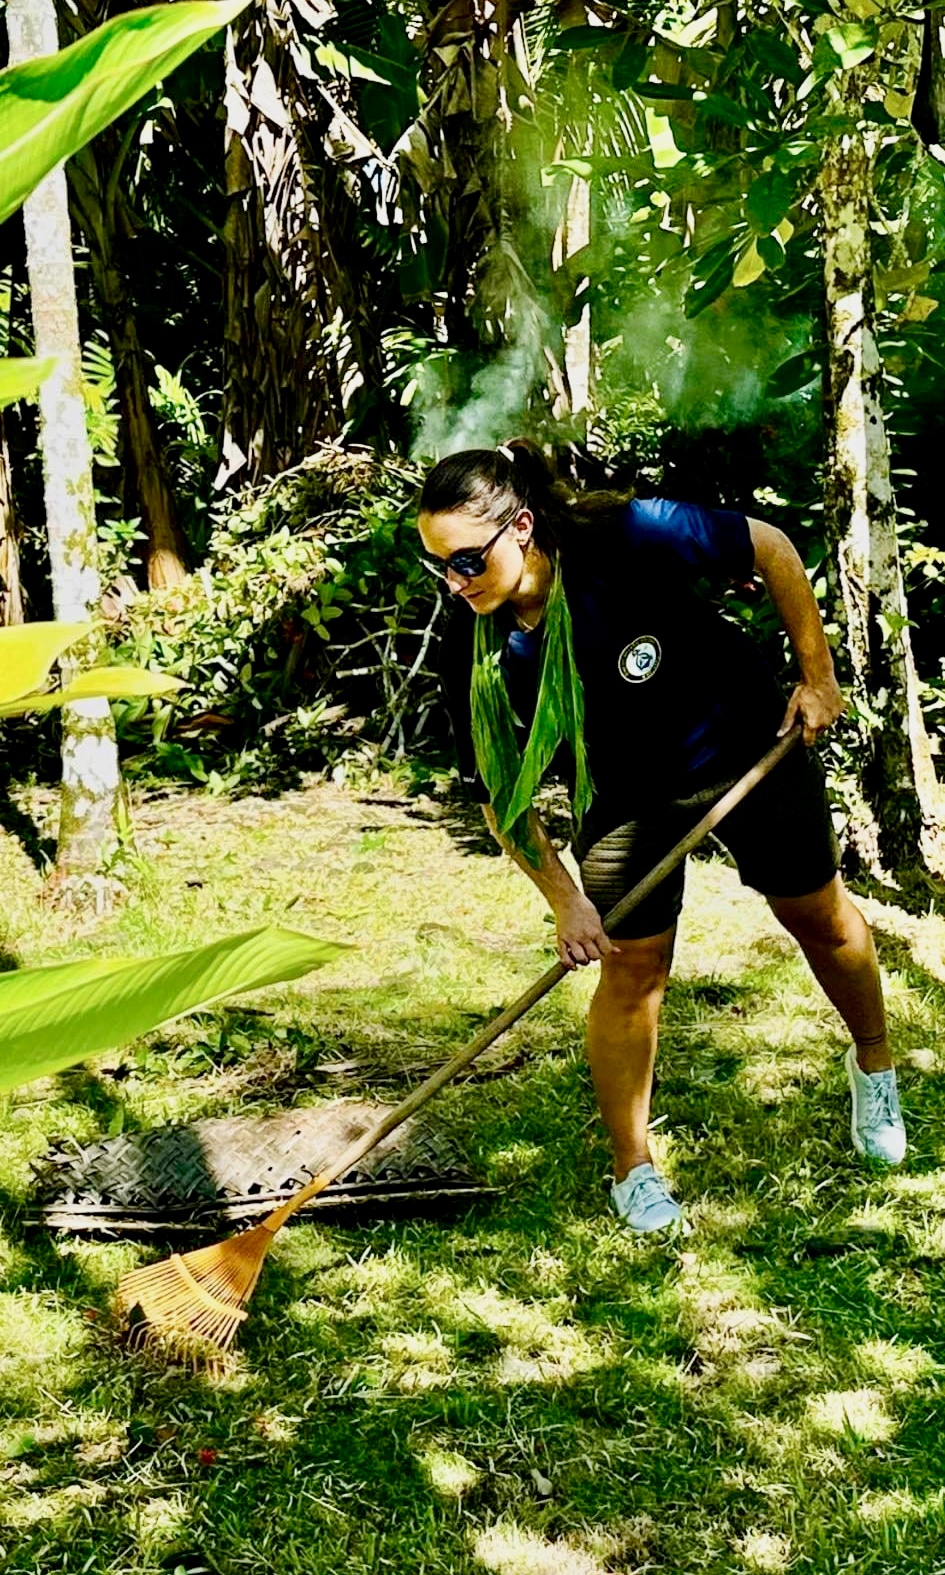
left=1, top=776, right=945, bottom=1575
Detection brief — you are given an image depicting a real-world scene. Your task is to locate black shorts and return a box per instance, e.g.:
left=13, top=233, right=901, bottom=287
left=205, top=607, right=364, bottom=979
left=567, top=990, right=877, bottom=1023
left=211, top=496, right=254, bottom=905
left=575, top=744, right=840, bottom=940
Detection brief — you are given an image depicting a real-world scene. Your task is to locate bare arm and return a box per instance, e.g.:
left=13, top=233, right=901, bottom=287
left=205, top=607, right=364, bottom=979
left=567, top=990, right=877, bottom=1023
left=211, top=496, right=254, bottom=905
left=748, top=518, right=844, bottom=744
left=482, top=804, right=618, bottom=969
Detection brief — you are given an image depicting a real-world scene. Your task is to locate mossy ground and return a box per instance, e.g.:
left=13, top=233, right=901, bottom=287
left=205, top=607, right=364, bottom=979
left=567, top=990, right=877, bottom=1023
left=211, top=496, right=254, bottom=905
left=1, top=778, right=944, bottom=1575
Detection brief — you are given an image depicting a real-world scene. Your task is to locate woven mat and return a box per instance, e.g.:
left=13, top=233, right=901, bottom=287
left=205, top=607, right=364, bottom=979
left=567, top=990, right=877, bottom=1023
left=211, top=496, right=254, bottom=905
left=29, top=1102, right=492, bottom=1237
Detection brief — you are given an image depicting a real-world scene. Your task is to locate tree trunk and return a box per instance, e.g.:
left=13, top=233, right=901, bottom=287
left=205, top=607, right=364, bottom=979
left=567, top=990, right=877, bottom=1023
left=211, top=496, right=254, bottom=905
left=551, top=8, right=592, bottom=431
left=68, top=145, right=189, bottom=590
left=0, top=417, right=25, bottom=626
left=911, top=8, right=945, bottom=163
left=819, top=73, right=942, bottom=878
left=6, top=0, right=123, bottom=889
left=218, top=0, right=386, bottom=489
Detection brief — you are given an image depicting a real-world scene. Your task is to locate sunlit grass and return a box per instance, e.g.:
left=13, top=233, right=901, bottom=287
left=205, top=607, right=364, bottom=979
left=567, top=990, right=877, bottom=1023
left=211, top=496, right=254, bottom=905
left=1, top=779, right=945, bottom=1570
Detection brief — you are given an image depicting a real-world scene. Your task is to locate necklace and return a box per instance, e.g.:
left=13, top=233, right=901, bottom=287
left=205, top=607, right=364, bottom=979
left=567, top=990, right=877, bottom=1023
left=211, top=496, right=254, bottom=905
left=513, top=606, right=544, bottom=633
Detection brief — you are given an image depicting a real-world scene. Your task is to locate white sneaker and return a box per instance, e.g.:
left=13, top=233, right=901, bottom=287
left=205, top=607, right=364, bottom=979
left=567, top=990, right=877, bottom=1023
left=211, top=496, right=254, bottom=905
left=845, top=1046, right=907, bottom=1165
left=611, top=1163, right=685, bottom=1233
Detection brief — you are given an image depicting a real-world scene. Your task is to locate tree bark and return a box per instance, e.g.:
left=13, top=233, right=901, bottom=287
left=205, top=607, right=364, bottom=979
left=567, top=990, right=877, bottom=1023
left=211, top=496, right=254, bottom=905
left=819, top=73, right=942, bottom=877
left=0, top=417, right=24, bottom=626
left=68, top=145, right=189, bottom=590
left=911, top=8, right=945, bottom=162
left=218, top=0, right=386, bottom=489
left=6, top=0, right=123, bottom=887
left=551, top=4, right=592, bottom=430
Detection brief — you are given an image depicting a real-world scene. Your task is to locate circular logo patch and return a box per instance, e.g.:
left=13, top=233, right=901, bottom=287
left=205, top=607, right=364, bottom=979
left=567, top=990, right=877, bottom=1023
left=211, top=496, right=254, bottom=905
left=617, top=635, right=662, bottom=684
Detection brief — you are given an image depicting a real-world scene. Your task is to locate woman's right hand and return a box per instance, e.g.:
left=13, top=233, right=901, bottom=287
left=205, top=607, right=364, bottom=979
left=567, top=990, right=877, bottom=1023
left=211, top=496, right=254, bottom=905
left=553, top=892, right=619, bottom=970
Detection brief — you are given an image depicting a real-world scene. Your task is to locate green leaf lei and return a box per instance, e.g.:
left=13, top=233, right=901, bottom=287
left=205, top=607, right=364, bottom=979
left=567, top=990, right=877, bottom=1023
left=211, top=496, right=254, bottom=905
left=470, top=559, right=593, bottom=867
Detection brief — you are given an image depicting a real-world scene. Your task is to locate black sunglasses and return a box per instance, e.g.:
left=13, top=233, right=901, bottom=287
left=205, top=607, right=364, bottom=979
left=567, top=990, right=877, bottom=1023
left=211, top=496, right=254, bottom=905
left=420, top=514, right=517, bottom=581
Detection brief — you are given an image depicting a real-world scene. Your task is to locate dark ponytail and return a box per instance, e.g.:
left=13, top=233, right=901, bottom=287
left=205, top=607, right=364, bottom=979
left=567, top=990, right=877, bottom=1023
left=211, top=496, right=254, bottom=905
left=419, top=441, right=634, bottom=558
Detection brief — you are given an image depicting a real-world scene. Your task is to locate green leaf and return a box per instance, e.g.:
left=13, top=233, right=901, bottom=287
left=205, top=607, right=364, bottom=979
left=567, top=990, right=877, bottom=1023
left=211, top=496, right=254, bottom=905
left=747, top=30, right=804, bottom=86
left=0, top=665, right=185, bottom=716
left=541, top=153, right=647, bottom=185
left=685, top=251, right=735, bottom=318
left=765, top=347, right=823, bottom=399
left=612, top=41, right=648, bottom=92
left=733, top=239, right=766, bottom=288
left=0, top=355, right=58, bottom=410
left=0, top=621, right=91, bottom=705
left=824, top=21, right=878, bottom=71
left=0, top=0, right=250, bottom=228
left=757, top=232, right=786, bottom=269
left=551, top=26, right=616, bottom=52
left=698, top=94, right=753, bottom=128
left=863, top=100, right=895, bottom=126
left=808, top=22, right=876, bottom=88
left=634, top=81, right=696, bottom=101
left=645, top=110, right=683, bottom=170
left=542, top=158, right=594, bottom=183
left=746, top=170, right=793, bottom=234
left=62, top=666, right=185, bottom=701
left=314, top=43, right=390, bottom=86
left=646, top=227, right=683, bottom=267
left=691, top=237, right=737, bottom=282
left=0, top=926, right=348, bottom=1092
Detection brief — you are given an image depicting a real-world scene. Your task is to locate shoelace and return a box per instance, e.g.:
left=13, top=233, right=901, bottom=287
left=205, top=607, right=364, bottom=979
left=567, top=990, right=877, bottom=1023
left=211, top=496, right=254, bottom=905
left=863, top=1071, right=900, bottom=1128
left=626, top=1172, right=672, bottom=1209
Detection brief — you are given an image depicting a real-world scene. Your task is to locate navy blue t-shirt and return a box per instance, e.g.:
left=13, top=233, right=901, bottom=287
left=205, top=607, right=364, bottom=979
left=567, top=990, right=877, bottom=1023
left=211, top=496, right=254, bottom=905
left=438, top=497, right=786, bottom=820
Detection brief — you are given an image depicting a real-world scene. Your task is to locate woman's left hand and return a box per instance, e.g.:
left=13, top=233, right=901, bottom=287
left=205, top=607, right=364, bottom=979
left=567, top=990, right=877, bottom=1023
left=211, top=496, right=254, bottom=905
left=777, top=675, right=845, bottom=746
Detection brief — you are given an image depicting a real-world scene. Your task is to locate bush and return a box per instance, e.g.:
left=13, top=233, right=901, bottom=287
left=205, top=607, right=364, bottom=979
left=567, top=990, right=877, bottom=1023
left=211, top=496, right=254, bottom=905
left=114, top=444, right=444, bottom=791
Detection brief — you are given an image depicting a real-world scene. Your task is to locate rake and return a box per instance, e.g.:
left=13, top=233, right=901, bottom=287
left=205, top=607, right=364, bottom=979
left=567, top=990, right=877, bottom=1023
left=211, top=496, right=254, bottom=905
left=116, top=726, right=800, bottom=1358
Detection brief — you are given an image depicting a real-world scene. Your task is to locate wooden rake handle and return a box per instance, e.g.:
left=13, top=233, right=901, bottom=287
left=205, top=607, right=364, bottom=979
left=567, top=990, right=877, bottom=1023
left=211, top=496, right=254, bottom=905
left=261, top=725, right=802, bottom=1235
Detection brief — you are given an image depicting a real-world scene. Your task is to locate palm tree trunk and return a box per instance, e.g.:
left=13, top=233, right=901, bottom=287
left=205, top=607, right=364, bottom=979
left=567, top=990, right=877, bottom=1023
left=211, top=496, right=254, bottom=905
left=820, top=73, right=942, bottom=877
left=217, top=3, right=387, bottom=488
left=551, top=7, right=592, bottom=429
left=6, top=0, right=123, bottom=889
left=68, top=145, right=189, bottom=590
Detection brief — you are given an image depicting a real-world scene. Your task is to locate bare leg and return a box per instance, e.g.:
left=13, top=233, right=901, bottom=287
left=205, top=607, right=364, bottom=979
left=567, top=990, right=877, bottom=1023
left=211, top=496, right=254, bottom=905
left=766, top=874, right=890, bottom=1071
left=585, top=927, right=676, bottom=1181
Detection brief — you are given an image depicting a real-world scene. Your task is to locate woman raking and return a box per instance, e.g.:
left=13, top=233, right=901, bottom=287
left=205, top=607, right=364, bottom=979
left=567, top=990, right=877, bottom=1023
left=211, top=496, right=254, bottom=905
left=419, top=442, right=906, bottom=1232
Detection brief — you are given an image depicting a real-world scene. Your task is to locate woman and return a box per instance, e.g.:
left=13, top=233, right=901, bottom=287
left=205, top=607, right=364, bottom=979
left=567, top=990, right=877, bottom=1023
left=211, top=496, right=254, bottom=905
left=418, top=443, right=906, bottom=1232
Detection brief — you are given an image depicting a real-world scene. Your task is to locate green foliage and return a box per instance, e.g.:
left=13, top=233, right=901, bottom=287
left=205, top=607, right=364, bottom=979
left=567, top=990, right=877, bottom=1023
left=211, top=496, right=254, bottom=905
left=0, top=621, right=181, bottom=718
left=149, top=362, right=218, bottom=560
left=81, top=330, right=120, bottom=470
left=0, top=0, right=249, bottom=227
left=0, top=925, right=345, bottom=1091
left=0, top=622, right=92, bottom=705
left=0, top=354, right=57, bottom=410
left=116, top=447, right=437, bottom=790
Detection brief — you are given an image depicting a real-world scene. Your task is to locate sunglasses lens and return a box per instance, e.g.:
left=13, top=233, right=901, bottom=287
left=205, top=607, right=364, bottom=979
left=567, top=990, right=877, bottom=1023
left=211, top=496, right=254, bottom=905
left=449, top=554, right=486, bottom=578
left=419, top=551, right=488, bottom=579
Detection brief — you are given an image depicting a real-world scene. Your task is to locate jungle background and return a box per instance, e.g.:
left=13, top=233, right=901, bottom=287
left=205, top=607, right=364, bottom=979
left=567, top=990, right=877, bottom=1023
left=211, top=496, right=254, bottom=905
left=3, top=2, right=945, bottom=1573
left=4, top=0, right=945, bottom=885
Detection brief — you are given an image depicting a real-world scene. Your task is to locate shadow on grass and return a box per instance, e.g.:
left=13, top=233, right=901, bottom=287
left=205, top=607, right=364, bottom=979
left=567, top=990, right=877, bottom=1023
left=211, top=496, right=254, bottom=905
left=0, top=765, right=54, bottom=875
left=408, top=780, right=576, bottom=861
left=849, top=865, right=945, bottom=922
left=5, top=948, right=945, bottom=1574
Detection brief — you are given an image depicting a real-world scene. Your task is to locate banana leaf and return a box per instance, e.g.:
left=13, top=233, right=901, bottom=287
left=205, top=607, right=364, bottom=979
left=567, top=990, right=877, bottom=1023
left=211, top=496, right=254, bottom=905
left=0, top=666, right=184, bottom=717
left=0, top=622, right=92, bottom=705
left=0, top=0, right=249, bottom=227
left=0, top=354, right=58, bottom=411
left=0, top=623, right=184, bottom=715
left=0, top=926, right=348, bottom=1092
